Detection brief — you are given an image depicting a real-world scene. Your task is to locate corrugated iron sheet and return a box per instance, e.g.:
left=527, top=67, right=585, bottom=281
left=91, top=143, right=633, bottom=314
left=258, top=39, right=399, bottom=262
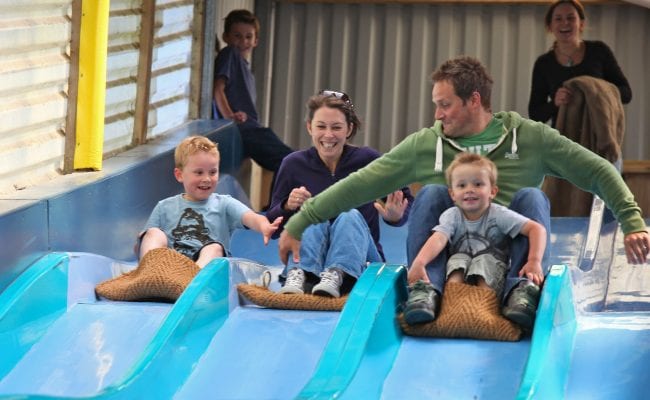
left=258, top=2, right=649, bottom=160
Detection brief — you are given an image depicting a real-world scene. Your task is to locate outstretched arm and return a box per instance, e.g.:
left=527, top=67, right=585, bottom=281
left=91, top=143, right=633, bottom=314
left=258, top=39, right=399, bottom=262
left=407, top=231, right=448, bottom=285
left=518, top=220, right=547, bottom=286
left=214, top=77, right=247, bottom=123
left=242, top=211, right=282, bottom=245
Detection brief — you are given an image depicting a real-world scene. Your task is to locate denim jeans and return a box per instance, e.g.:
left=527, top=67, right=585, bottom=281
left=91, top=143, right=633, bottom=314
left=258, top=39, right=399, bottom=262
left=406, top=184, right=551, bottom=301
left=285, top=209, right=382, bottom=279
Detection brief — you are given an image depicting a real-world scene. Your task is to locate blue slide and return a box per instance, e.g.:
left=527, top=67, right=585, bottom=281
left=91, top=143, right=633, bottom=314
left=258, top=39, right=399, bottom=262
left=0, top=215, right=649, bottom=399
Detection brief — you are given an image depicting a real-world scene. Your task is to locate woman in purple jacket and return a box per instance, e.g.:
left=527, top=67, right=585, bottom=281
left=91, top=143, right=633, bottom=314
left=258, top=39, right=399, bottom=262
left=266, top=90, right=413, bottom=298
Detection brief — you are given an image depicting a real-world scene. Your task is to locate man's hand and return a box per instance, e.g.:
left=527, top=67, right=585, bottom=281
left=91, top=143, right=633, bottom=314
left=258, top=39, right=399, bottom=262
left=624, top=231, right=650, bottom=264
left=279, top=229, right=301, bottom=265
left=374, top=191, right=409, bottom=224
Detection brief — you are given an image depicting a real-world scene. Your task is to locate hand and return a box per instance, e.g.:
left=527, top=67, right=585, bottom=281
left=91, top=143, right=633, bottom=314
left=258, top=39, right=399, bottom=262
left=554, top=87, right=572, bottom=107
left=286, top=186, right=311, bottom=211
left=232, top=111, right=248, bottom=124
left=279, top=229, right=301, bottom=265
left=624, top=231, right=650, bottom=264
left=518, top=261, right=545, bottom=286
left=262, top=217, right=283, bottom=245
left=407, top=265, right=429, bottom=285
left=374, top=191, right=409, bottom=223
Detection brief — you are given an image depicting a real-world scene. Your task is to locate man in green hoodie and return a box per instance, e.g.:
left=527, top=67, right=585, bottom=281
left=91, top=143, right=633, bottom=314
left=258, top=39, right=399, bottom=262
left=278, top=56, right=649, bottom=331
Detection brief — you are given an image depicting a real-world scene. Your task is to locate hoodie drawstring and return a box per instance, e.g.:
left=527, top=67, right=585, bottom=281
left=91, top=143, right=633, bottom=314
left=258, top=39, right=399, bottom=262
left=434, top=136, right=443, bottom=172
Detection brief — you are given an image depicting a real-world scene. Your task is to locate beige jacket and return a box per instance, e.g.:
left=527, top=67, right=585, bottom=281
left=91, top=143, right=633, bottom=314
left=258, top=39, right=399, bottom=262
left=543, top=76, right=625, bottom=216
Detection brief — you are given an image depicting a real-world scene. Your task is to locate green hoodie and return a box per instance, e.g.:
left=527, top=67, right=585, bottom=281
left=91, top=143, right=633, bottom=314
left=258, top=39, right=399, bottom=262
left=286, top=111, right=645, bottom=238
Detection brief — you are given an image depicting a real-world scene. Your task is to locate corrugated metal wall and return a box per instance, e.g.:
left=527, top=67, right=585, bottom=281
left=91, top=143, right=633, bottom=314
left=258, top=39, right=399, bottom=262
left=0, top=1, right=72, bottom=193
left=257, top=2, right=649, bottom=160
left=147, top=0, right=194, bottom=137
left=105, top=0, right=141, bottom=153
left=0, top=0, right=198, bottom=194
left=106, top=0, right=196, bottom=152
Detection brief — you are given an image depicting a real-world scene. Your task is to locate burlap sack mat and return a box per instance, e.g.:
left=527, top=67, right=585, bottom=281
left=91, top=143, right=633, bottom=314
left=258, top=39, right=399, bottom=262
left=399, top=282, right=522, bottom=341
left=237, top=284, right=347, bottom=311
left=96, top=248, right=200, bottom=302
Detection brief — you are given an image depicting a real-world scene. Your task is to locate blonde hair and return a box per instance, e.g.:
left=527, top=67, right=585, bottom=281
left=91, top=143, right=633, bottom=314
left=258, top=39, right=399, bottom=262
left=174, top=136, right=219, bottom=169
left=445, top=152, right=497, bottom=186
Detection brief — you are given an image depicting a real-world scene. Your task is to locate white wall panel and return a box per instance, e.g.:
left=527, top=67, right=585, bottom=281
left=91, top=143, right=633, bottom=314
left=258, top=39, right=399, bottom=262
left=259, top=2, right=650, bottom=161
left=146, top=1, right=195, bottom=141
left=104, top=1, right=141, bottom=155
left=0, top=1, right=71, bottom=193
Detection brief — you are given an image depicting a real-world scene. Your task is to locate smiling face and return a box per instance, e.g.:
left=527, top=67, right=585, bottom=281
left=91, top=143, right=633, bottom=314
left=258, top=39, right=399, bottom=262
left=223, top=22, right=258, bottom=58
left=433, top=80, right=477, bottom=138
left=174, top=151, right=220, bottom=202
left=307, top=106, right=353, bottom=171
left=448, top=163, right=498, bottom=220
left=549, top=3, right=584, bottom=43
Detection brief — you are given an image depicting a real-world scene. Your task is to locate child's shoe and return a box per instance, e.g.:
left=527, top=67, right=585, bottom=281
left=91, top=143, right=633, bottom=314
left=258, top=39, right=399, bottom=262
left=279, top=268, right=306, bottom=294
left=502, top=280, right=540, bottom=332
left=403, top=280, right=439, bottom=325
left=312, top=267, right=343, bottom=298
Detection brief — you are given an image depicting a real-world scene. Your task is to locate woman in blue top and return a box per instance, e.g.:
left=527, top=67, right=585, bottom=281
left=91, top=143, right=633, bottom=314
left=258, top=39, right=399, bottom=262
left=266, top=90, right=413, bottom=297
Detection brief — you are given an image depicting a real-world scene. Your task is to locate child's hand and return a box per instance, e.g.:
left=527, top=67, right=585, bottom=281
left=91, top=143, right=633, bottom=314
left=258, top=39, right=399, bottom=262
left=518, top=260, right=544, bottom=286
left=407, top=264, right=429, bottom=285
left=262, top=216, right=283, bottom=245
left=374, top=190, right=409, bottom=223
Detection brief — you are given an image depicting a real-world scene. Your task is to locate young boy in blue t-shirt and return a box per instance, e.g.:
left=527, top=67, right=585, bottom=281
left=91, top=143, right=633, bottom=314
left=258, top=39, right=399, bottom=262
left=139, top=136, right=282, bottom=267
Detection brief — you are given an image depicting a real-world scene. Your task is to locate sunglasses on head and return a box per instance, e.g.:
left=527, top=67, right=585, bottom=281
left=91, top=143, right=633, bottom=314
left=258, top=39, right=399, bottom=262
left=319, top=89, right=353, bottom=107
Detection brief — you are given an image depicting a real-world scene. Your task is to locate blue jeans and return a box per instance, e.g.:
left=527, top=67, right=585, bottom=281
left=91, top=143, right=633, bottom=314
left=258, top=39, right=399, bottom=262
left=285, top=209, right=382, bottom=279
left=406, top=184, right=551, bottom=301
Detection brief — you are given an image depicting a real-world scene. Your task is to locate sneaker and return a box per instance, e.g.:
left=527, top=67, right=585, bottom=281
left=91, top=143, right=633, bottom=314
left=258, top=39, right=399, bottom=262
left=403, top=280, right=439, bottom=325
left=279, top=268, right=306, bottom=294
left=502, top=280, right=541, bottom=332
left=312, top=268, right=343, bottom=298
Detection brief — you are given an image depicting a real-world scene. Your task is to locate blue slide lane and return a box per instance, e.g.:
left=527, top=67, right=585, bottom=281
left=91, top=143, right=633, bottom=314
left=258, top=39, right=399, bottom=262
left=0, top=254, right=231, bottom=399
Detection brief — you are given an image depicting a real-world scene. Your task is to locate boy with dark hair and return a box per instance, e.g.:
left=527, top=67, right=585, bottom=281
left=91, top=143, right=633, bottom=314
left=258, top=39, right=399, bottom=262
left=213, top=9, right=293, bottom=174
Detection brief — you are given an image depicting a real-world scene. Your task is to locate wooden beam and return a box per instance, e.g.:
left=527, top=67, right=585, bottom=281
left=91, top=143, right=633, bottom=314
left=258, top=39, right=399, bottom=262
left=63, top=0, right=82, bottom=174
left=190, top=0, right=217, bottom=119
left=132, top=0, right=156, bottom=146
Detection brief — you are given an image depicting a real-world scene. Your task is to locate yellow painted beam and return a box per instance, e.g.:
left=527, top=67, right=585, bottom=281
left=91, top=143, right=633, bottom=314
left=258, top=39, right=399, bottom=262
left=74, top=0, right=110, bottom=170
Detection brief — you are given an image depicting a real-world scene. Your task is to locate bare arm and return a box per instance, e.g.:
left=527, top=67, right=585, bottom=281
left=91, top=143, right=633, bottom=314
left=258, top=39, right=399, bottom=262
left=407, top=231, right=448, bottom=285
left=241, top=211, right=282, bottom=245
left=213, top=77, right=247, bottom=123
left=517, top=220, right=547, bottom=285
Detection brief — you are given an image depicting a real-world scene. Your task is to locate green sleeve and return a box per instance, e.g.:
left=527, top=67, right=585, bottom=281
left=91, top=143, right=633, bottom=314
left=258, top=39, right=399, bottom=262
left=285, top=133, right=421, bottom=239
left=539, top=124, right=646, bottom=234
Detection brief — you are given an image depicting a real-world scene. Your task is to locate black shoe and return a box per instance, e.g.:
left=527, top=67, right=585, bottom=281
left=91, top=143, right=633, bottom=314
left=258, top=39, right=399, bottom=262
left=404, top=280, right=439, bottom=325
left=502, top=281, right=540, bottom=332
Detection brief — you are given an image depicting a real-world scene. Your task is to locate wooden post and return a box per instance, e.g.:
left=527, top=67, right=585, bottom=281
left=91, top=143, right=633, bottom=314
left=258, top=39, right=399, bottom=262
left=132, top=0, right=156, bottom=146
left=63, top=0, right=82, bottom=174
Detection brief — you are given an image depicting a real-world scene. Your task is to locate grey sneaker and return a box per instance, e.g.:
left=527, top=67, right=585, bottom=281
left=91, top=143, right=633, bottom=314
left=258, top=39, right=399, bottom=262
left=312, top=268, right=343, bottom=298
left=502, top=280, right=541, bottom=332
left=279, top=268, right=306, bottom=294
left=404, top=280, right=439, bottom=325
